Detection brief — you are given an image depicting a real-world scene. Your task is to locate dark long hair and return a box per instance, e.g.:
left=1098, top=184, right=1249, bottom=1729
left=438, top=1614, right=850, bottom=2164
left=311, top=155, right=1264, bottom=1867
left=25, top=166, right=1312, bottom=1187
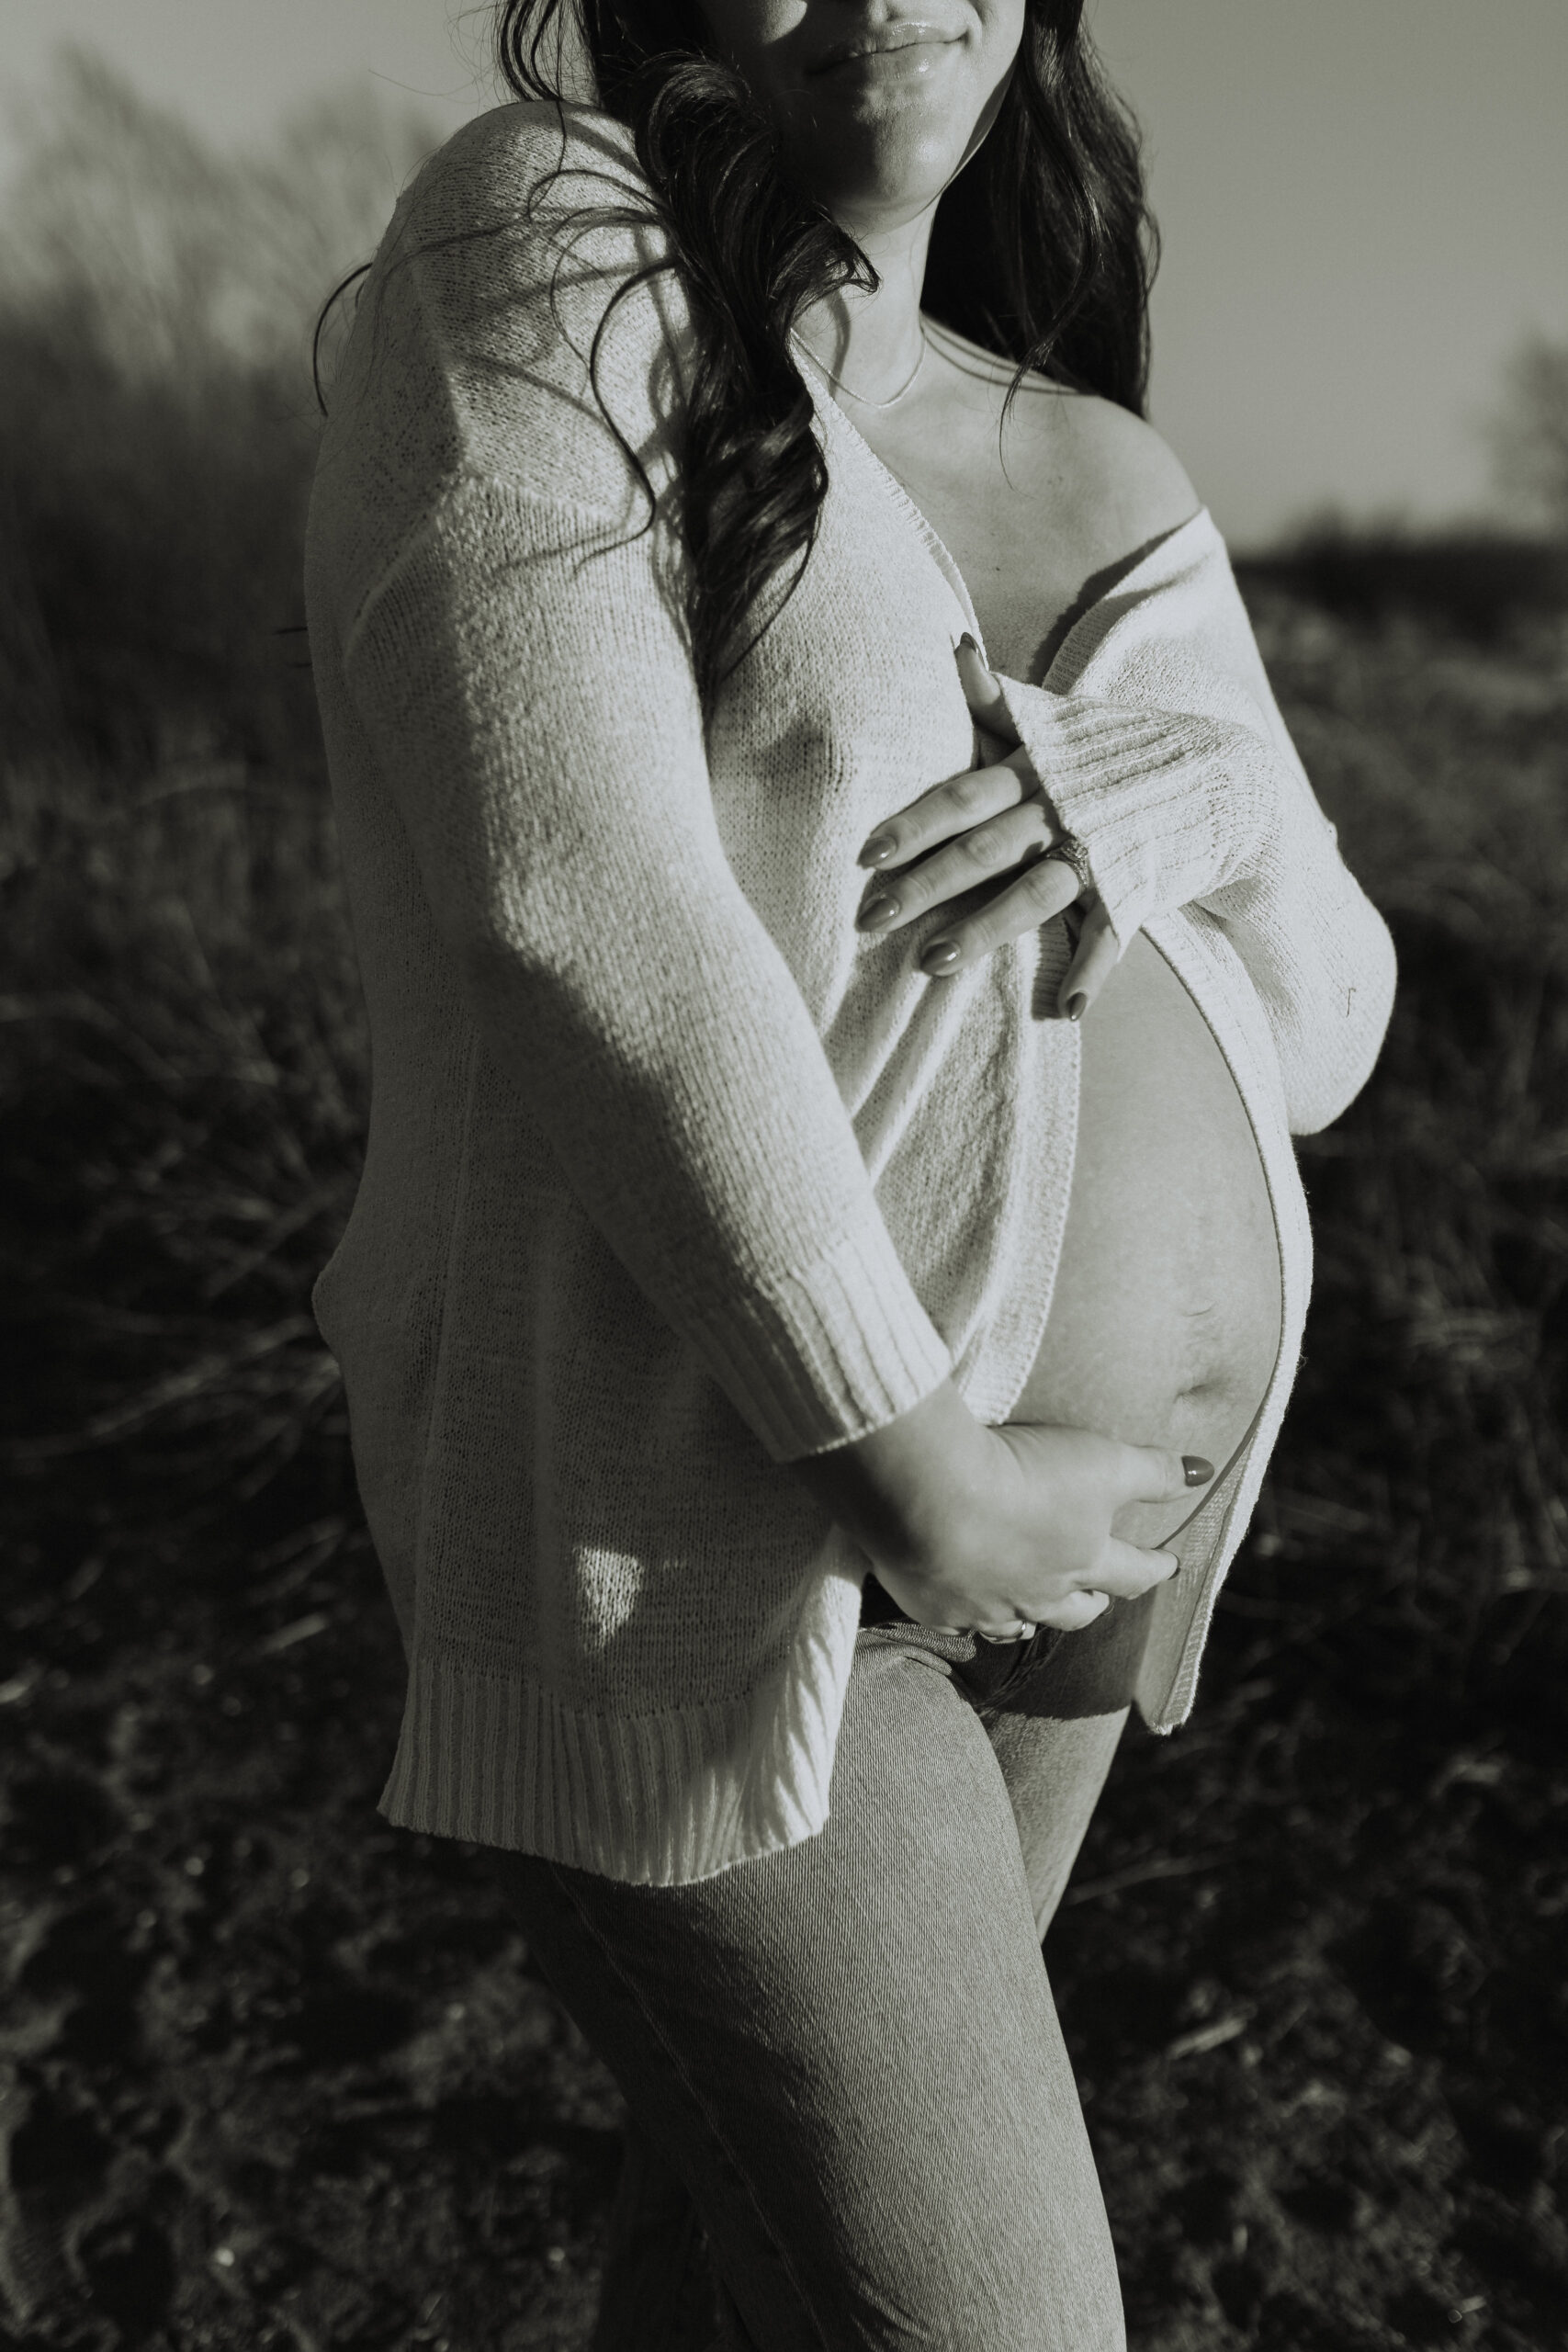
left=495, top=0, right=1156, bottom=712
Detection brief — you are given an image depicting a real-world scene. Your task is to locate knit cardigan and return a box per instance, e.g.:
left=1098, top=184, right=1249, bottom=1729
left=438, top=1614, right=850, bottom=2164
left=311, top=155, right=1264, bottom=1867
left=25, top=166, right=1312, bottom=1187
left=304, top=99, right=1397, bottom=1885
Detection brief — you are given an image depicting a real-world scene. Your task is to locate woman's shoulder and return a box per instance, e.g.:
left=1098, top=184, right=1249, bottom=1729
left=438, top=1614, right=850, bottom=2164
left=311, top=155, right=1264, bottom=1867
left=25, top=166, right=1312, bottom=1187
left=400, top=99, right=651, bottom=245
left=1049, top=394, right=1200, bottom=549
left=921, top=320, right=1200, bottom=556
left=387, top=98, right=672, bottom=323
left=310, top=100, right=689, bottom=615
left=332, top=99, right=688, bottom=509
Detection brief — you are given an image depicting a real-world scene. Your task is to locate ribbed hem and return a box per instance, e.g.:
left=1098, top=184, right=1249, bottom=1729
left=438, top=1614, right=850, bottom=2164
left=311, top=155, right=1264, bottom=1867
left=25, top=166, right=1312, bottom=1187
left=378, top=1541, right=865, bottom=1884
left=690, top=1205, right=953, bottom=1464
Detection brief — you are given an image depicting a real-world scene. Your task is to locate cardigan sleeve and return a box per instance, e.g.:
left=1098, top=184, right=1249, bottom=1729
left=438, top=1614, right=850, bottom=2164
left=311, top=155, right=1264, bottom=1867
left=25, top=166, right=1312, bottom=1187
left=309, top=104, right=953, bottom=1461
left=993, top=537, right=1396, bottom=1136
left=338, top=473, right=953, bottom=1463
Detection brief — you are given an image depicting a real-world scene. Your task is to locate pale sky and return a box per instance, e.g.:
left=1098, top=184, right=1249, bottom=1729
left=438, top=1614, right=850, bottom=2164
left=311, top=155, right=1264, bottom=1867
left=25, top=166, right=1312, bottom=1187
left=4, top=0, right=1565, bottom=547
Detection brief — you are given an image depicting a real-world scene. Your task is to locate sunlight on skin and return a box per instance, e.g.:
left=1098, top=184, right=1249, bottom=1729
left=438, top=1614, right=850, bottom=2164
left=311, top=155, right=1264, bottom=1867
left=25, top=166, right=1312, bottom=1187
left=691, top=0, right=1024, bottom=393
left=680, top=0, right=1137, bottom=1023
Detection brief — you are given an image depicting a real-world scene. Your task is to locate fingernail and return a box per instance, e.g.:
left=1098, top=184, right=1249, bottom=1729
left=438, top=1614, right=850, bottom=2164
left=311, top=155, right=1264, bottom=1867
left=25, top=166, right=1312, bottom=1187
left=859, top=832, right=897, bottom=867
left=1065, top=991, right=1088, bottom=1022
left=957, top=632, right=978, bottom=655
left=920, top=939, right=961, bottom=974
left=1182, top=1455, right=1215, bottom=1487
left=857, top=892, right=898, bottom=931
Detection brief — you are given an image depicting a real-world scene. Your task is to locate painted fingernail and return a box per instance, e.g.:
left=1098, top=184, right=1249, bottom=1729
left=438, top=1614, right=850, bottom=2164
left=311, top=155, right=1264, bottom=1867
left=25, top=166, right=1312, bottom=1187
left=957, top=632, right=978, bottom=656
left=858, top=893, right=898, bottom=930
left=920, top=939, right=962, bottom=974
left=1065, top=991, right=1088, bottom=1022
left=1182, top=1455, right=1215, bottom=1487
left=859, top=832, right=897, bottom=867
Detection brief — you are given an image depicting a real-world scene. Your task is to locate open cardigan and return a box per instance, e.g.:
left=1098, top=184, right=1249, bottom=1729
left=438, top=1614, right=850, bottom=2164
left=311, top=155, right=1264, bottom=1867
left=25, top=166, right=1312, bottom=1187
left=304, top=100, right=1397, bottom=1884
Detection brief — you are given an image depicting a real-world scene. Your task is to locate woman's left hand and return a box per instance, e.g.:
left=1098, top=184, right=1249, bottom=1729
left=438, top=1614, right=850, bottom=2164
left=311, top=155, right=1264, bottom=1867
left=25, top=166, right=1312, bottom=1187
left=854, top=638, right=1122, bottom=1018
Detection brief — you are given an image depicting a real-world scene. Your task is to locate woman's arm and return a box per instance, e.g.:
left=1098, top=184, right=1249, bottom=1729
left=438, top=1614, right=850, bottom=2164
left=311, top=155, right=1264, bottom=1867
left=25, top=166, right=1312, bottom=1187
left=335, top=474, right=960, bottom=1463
left=990, top=571, right=1397, bottom=1136
left=848, top=538, right=1395, bottom=1136
left=311, top=108, right=958, bottom=1463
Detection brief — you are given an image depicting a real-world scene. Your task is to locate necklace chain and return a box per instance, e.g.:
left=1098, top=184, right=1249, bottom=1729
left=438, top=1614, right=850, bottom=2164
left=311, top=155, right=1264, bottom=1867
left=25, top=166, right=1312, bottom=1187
left=791, top=326, right=930, bottom=412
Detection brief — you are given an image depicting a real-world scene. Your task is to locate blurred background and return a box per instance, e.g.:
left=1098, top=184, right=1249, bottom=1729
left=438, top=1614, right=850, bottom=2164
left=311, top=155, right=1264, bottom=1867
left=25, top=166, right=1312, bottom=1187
left=0, top=6, right=1564, bottom=2350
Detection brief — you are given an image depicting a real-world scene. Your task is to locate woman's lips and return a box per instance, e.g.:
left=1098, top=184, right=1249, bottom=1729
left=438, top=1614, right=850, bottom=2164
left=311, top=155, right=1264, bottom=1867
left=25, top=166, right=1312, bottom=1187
left=809, top=22, right=964, bottom=74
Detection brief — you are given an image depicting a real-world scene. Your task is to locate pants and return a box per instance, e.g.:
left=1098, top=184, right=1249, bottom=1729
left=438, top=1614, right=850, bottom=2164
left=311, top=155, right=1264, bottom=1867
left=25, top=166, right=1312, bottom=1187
left=480, top=1581, right=1155, bottom=2351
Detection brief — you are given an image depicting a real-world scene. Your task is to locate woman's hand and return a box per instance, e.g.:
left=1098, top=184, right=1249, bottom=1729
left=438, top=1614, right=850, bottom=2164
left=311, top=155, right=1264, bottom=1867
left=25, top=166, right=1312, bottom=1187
left=792, top=1379, right=1212, bottom=1638
left=870, top=1418, right=1209, bottom=1635
left=853, top=637, right=1122, bottom=1020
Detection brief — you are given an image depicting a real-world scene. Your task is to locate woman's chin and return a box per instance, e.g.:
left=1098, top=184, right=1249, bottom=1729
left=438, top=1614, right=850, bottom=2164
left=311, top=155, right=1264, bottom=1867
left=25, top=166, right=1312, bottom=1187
left=789, top=109, right=970, bottom=222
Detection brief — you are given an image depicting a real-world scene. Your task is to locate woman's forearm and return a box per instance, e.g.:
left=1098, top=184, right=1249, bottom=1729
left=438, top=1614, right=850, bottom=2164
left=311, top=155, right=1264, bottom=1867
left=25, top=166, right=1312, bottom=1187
left=788, top=1379, right=994, bottom=1578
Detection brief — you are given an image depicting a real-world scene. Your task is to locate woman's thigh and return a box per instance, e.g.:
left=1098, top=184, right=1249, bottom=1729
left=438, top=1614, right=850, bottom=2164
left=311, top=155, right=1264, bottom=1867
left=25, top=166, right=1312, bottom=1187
left=952, top=1584, right=1152, bottom=1940
left=482, top=1634, right=1124, bottom=2352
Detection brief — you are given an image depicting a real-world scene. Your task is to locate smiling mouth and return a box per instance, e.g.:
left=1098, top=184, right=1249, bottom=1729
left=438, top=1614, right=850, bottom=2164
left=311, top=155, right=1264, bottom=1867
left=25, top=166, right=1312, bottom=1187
left=809, top=22, right=964, bottom=72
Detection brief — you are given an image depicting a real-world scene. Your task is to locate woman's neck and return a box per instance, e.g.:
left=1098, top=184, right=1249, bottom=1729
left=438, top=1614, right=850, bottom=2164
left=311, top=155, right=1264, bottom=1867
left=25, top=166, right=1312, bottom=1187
left=794, top=206, right=934, bottom=407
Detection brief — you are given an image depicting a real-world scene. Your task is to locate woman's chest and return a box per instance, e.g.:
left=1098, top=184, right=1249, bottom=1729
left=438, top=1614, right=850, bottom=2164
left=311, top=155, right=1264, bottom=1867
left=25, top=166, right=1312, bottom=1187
left=706, top=457, right=979, bottom=974
left=849, top=386, right=1123, bottom=684
left=887, top=484, right=1088, bottom=685
left=707, top=387, right=1100, bottom=928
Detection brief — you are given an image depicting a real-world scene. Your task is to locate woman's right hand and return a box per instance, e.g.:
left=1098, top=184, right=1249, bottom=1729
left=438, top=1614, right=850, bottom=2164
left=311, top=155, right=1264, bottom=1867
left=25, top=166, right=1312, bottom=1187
left=793, top=1382, right=1212, bottom=1637
left=851, top=640, right=1125, bottom=1017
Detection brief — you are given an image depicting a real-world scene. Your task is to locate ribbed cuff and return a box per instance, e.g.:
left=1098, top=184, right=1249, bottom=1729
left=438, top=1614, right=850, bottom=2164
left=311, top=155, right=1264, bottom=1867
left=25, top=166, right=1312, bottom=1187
left=689, top=1206, right=953, bottom=1464
left=995, top=678, right=1274, bottom=949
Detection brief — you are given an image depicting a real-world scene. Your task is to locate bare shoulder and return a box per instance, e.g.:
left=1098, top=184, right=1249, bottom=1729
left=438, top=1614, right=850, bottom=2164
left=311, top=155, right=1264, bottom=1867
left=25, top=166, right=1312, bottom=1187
left=919, top=322, right=1201, bottom=561
left=1045, top=392, right=1201, bottom=548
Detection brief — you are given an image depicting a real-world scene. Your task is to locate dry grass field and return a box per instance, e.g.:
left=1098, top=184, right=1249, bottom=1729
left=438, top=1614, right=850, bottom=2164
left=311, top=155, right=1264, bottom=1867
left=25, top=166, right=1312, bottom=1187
left=3, top=57, right=1567, bottom=2352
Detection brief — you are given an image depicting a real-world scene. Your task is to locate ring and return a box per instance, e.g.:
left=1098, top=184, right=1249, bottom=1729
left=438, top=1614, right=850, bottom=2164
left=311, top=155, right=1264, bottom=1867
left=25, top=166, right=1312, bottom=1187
left=976, top=1620, right=1039, bottom=1645
left=1043, top=831, right=1093, bottom=892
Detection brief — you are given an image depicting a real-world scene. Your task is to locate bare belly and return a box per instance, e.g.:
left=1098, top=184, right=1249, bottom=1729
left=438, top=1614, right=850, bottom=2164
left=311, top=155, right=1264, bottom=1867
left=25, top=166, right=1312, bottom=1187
left=1011, top=931, right=1282, bottom=1552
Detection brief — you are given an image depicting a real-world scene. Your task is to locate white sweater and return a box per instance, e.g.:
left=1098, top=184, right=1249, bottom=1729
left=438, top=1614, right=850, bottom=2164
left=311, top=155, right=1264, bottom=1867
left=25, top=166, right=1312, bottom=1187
left=304, top=100, right=1396, bottom=1884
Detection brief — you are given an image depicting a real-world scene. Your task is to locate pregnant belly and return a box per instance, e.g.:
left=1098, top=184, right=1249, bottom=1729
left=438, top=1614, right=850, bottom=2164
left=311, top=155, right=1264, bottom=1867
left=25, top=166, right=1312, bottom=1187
left=1011, top=931, right=1283, bottom=1553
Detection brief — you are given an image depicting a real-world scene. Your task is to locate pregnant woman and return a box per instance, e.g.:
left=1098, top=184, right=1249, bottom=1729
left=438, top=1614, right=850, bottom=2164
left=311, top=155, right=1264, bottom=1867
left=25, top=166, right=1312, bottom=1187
left=305, top=0, right=1396, bottom=2339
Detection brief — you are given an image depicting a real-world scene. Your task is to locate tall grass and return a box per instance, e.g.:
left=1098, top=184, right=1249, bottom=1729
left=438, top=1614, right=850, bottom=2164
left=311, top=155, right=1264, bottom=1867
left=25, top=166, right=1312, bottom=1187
left=1, top=52, right=437, bottom=1539
left=1237, top=595, right=1567, bottom=1706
